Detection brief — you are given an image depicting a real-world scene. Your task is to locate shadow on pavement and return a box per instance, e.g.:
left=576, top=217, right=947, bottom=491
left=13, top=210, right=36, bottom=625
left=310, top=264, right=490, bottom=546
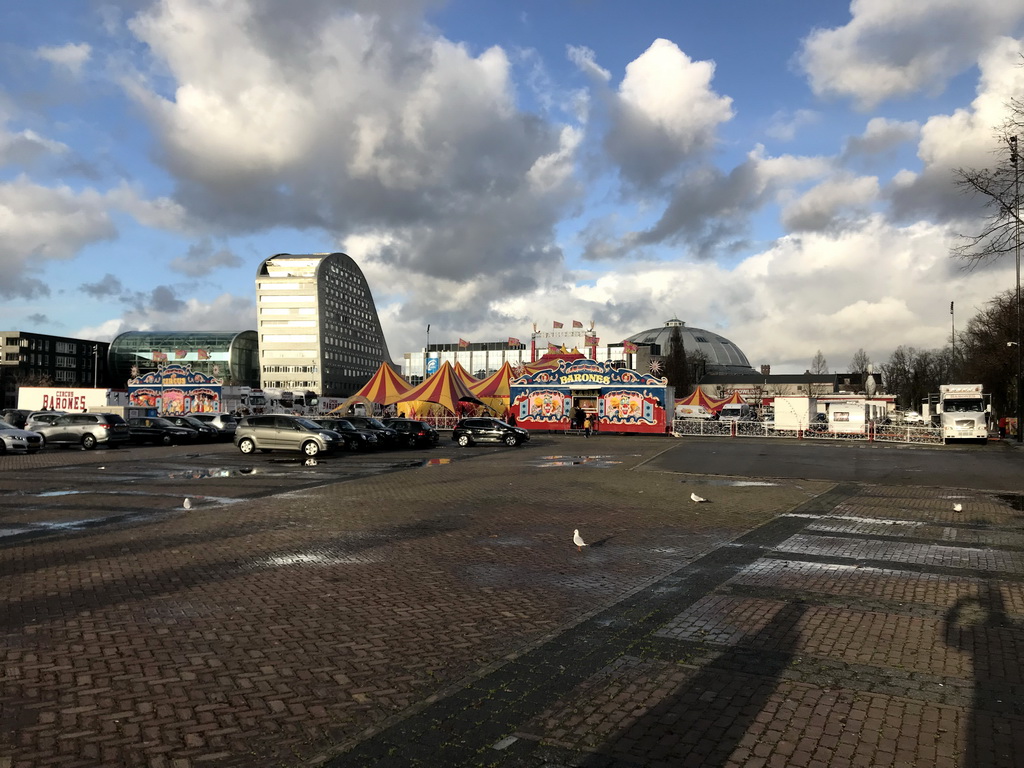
left=583, top=600, right=809, bottom=767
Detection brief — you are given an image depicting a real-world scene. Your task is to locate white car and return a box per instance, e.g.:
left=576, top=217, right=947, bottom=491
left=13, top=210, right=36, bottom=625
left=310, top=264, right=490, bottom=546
left=0, top=422, right=44, bottom=454
left=903, top=410, right=924, bottom=424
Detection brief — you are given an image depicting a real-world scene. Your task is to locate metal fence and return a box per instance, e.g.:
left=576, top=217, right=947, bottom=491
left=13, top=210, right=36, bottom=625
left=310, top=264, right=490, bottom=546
left=671, top=418, right=946, bottom=445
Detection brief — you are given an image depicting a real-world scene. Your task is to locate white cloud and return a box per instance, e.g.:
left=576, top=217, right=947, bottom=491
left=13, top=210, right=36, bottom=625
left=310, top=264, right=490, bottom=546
left=78, top=292, right=256, bottom=341
left=35, top=42, right=92, bottom=77
left=780, top=173, right=880, bottom=232
left=798, top=0, right=1024, bottom=109
left=0, top=176, right=116, bottom=299
left=605, top=39, right=734, bottom=186
left=766, top=109, right=821, bottom=142
left=843, top=117, right=920, bottom=158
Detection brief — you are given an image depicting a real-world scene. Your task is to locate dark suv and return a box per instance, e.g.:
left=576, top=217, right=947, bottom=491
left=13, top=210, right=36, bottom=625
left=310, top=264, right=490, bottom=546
left=452, top=417, right=530, bottom=447
left=382, top=418, right=440, bottom=448
left=342, top=416, right=401, bottom=449
left=35, top=412, right=131, bottom=449
left=315, top=419, right=380, bottom=451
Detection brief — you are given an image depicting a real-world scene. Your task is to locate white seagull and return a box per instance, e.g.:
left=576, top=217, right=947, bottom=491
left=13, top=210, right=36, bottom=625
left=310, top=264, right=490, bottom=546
left=573, top=529, right=587, bottom=551
left=690, top=492, right=707, bottom=503
left=183, top=498, right=193, bottom=510
left=953, top=503, right=963, bottom=512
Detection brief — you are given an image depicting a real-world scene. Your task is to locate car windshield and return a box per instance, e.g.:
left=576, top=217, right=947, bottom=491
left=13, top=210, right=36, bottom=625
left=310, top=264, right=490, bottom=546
left=150, top=418, right=175, bottom=427
left=0, top=422, right=19, bottom=432
left=331, top=420, right=355, bottom=430
left=946, top=399, right=985, bottom=413
left=365, top=419, right=387, bottom=429
left=294, top=418, right=323, bottom=430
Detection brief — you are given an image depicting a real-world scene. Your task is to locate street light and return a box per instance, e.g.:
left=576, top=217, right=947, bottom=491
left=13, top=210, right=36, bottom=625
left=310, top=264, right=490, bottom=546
left=1010, top=136, right=1022, bottom=442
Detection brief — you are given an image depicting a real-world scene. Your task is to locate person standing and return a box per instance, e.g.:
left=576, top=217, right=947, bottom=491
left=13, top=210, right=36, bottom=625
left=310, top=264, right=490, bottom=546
left=583, top=414, right=592, bottom=438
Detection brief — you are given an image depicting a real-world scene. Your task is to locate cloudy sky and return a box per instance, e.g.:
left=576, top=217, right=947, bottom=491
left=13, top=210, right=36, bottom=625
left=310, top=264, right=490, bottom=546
left=3, top=0, right=1024, bottom=373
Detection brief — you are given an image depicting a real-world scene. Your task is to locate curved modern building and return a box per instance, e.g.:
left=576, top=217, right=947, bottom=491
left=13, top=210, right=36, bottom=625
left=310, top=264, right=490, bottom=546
left=256, top=252, right=394, bottom=397
left=108, top=331, right=259, bottom=386
left=626, top=318, right=756, bottom=376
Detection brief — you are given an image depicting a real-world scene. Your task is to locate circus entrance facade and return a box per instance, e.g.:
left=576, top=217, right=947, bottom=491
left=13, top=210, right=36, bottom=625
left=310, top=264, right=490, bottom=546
left=510, top=359, right=671, bottom=434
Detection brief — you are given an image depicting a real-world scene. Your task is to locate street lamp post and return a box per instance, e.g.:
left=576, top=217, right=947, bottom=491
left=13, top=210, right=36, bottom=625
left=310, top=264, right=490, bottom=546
left=1011, top=136, right=1022, bottom=443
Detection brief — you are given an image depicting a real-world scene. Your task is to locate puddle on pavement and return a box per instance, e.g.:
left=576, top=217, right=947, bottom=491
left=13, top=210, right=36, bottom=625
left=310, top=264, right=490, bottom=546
left=168, top=467, right=260, bottom=479
left=995, top=493, right=1024, bottom=510
left=686, top=479, right=779, bottom=487
left=37, top=490, right=82, bottom=497
left=532, top=455, right=623, bottom=468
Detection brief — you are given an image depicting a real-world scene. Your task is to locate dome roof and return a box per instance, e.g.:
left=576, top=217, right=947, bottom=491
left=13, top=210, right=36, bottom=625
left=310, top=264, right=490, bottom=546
left=627, top=318, right=755, bottom=375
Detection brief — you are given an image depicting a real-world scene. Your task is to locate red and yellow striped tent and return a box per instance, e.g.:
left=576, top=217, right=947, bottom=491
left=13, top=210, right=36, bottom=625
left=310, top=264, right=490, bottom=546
left=468, top=361, right=515, bottom=414
left=720, top=390, right=748, bottom=405
left=675, top=387, right=726, bottom=412
left=347, top=361, right=412, bottom=406
left=452, top=361, right=480, bottom=388
left=396, top=361, right=483, bottom=416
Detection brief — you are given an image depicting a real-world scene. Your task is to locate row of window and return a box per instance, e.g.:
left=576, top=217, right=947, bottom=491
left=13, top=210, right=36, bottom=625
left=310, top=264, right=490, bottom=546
left=262, top=365, right=320, bottom=374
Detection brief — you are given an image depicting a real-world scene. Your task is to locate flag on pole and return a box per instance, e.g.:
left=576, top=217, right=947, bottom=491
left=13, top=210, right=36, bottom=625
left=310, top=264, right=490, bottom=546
left=508, top=337, right=521, bottom=346
left=174, top=349, right=187, bottom=359
left=623, top=341, right=638, bottom=353
left=553, top=321, right=563, bottom=328
left=152, top=350, right=167, bottom=361
left=458, top=338, right=470, bottom=348
left=586, top=336, right=600, bottom=345
left=197, top=349, right=210, bottom=360
left=548, top=343, right=559, bottom=352
left=572, top=320, right=583, bottom=328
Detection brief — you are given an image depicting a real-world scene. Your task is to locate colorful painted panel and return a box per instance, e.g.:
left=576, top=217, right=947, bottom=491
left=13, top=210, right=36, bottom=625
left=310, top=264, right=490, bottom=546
left=127, top=364, right=222, bottom=415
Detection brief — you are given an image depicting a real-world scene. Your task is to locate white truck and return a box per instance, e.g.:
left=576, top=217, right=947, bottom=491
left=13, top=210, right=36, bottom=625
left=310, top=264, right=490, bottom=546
left=930, top=384, right=991, bottom=444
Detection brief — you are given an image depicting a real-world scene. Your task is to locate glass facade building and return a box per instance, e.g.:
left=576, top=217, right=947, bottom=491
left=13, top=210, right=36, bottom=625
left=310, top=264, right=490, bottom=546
left=108, top=331, right=259, bottom=387
left=256, top=252, right=394, bottom=397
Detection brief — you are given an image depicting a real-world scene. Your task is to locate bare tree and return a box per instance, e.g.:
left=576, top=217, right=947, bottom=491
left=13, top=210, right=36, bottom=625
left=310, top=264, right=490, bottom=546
left=663, top=323, right=692, bottom=394
left=810, top=350, right=828, bottom=374
left=849, top=348, right=871, bottom=373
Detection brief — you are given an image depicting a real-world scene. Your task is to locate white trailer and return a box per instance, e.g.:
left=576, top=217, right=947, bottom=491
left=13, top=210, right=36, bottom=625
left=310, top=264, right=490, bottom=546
left=930, top=384, right=990, bottom=444
left=771, top=396, right=816, bottom=431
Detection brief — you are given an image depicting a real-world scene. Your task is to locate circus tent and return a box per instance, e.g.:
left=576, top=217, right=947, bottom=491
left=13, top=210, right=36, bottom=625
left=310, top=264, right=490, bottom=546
left=335, top=361, right=411, bottom=409
left=720, top=390, right=748, bottom=405
left=396, top=361, right=484, bottom=417
left=675, top=387, right=726, bottom=412
left=468, top=361, right=516, bottom=415
left=452, top=361, right=480, bottom=387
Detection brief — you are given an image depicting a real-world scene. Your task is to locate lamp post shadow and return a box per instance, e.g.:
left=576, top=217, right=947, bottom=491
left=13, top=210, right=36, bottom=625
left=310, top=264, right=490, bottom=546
left=944, top=581, right=1024, bottom=768
left=582, top=600, right=809, bottom=768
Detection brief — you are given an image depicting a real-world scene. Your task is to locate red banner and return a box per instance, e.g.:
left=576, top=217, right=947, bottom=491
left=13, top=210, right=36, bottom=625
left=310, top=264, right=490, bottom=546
left=458, top=338, right=470, bottom=348
left=508, top=337, right=521, bottom=346
left=152, top=350, right=167, bottom=361
left=197, top=349, right=210, bottom=360
left=552, top=321, right=563, bottom=329
left=174, top=349, right=187, bottom=359
left=572, top=320, right=583, bottom=328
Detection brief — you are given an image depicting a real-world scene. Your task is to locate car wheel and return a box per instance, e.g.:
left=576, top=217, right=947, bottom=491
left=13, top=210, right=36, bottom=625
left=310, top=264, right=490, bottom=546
left=407, top=435, right=418, bottom=448
left=302, top=441, right=321, bottom=457
left=38, top=435, right=47, bottom=449
left=238, top=438, right=256, bottom=454
left=457, top=434, right=472, bottom=447
left=504, top=434, right=519, bottom=447
left=82, top=434, right=98, bottom=450
left=0, top=441, right=5, bottom=454
left=161, top=434, right=173, bottom=446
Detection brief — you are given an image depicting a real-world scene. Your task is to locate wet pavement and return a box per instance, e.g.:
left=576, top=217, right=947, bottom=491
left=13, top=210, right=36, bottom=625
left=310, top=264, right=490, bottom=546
left=1, top=437, right=1024, bottom=766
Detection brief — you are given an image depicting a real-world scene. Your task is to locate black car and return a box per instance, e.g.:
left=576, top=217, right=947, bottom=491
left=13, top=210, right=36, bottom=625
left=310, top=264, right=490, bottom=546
left=382, top=418, right=440, bottom=448
left=343, top=416, right=401, bottom=449
left=165, top=415, right=219, bottom=441
left=315, top=419, right=380, bottom=451
left=807, top=413, right=829, bottom=433
left=452, top=417, right=530, bottom=447
left=128, top=417, right=199, bottom=445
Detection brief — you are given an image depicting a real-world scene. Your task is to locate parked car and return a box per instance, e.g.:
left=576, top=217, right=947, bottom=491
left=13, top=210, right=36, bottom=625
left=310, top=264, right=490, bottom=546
left=1, top=409, right=30, bottom=429
left=903, top=410, right=925, bottom=424
left=234, top=414, right=344, bottom=457
left=314, top=419, right=379, bottom=451
left=382, top=418, right=440, bottom=448
left=128, top=417, right=199, bottom=445
left=452, top=417, right=530, bottom=447
left=25, top=411, right=66, bottom=431
left=0, top=422, right=43, bottom=454
left=164, top=415, right=219, bottom=441
left=35, top=412, right=131, bottom=449
left=342, top=416, right=402, bottom=449
left=186, top=412, right=238, bottom=440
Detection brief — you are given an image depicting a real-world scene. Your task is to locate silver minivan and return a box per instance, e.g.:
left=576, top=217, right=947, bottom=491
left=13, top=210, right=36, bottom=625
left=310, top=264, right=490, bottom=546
left=234, top=415, right=343, bottom=457
left=35, top=412, right=131, bottom=449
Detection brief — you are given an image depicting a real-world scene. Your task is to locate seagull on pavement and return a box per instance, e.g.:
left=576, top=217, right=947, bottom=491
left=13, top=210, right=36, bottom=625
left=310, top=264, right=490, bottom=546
left=691, top=492, right=707, bottom=503
left=953, top=503, right=962, bottom=512
left=183, top=498, right=192, bottom=510
left=573, top=529, right=587, bottom=551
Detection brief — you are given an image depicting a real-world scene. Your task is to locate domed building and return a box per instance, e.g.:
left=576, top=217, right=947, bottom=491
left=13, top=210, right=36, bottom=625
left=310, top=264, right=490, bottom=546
left=626, top=318, right=756, bottom=376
